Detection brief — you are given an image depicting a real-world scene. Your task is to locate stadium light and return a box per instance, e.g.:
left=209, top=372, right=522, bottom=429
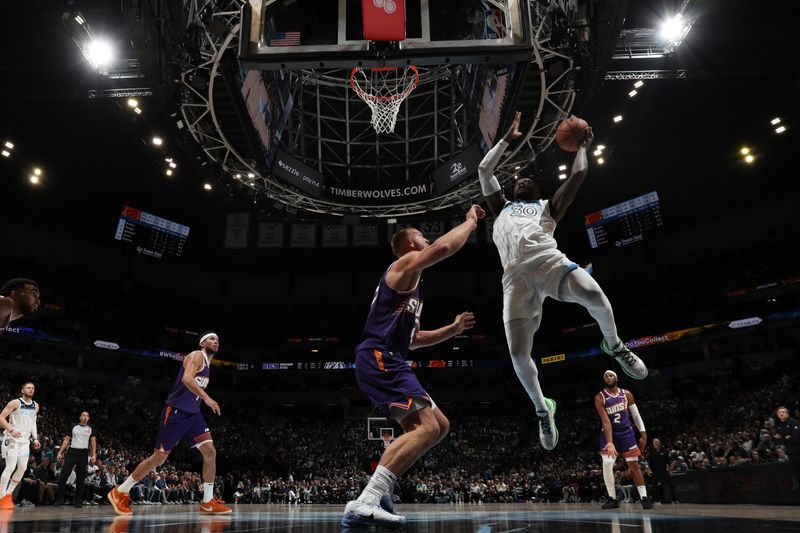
left=558, top=164, right=567, bottom=171
left=613, top=115, right=623, bottom=123
left=744, top=154, right=755, bottom=164
left=84, top=39, right=114, bottom=68
left=168, top=162, right=177, bottom=169
left=4, top=141, right=13, bottom=150
left=127, top=98, right=138, bottom=108
left=597, top=158, right=605, bottom=165
left=593, top=149, right=602, bottom=156
left=775, top=126, right=786, bottom=134
left=740, top=146, right=750, bottom=155
left=770, top=117, right=781, bottom=125
left=165, top=169, right=173, bottom=176
left=134, top=107, right=142, bottom=115
left=74, top=14, right=86, bottom=25
left=628, top=90, right=638, bottom=98
left=558, top=173, right=567, bottom=180
left=33, top=168, right=42, bottom=176
left=634, top=81, right=644, bottom=89
left=596, top=144, right=606, bottom=152
left=29, top=175, right=40, bottom=185
left=660, top=14, right=693, bottom=52
left=151, top=137, right=163, bottom=146
left=203, top=183, right=213, bottom=191
left=1, top=150, right=9, bottom=158
left=247, top=173, right=255, bottom=179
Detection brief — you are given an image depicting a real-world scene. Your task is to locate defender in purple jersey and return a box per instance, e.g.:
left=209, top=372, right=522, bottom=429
left=343, top=204, right=485, bottom=528
left=0, top=278, right=40, bottom=335
left=108, top=332, right=231, bottom=516
left=595, top=370, right=653, bottom=510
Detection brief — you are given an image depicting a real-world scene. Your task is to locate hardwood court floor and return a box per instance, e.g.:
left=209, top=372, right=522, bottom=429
left=1, top=502, right=799, bottom=532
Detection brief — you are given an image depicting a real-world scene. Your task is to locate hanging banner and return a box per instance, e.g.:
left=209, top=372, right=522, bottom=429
left=224, top=212, right=250, bottom=249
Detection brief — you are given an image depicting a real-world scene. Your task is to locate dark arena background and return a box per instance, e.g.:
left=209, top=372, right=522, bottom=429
left=1, top=0, right=799, bottom=532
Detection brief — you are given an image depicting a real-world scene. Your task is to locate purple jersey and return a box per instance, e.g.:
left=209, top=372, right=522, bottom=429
left=356, top=266, right=423, bottom=359
left=601, top=388, right=633, bottom=433
left=164, top=353, right=211, bottom=413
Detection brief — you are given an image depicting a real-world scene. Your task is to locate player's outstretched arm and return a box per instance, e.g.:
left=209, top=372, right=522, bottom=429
left=410, top=312, right=475, bottom=350
left=549, top=127, right=594, bottom=222
left=393, top=206, right=484, bottom=277
left=595, top=393, right=617, bottom=457
left=478, top=112, right=524, bottom=216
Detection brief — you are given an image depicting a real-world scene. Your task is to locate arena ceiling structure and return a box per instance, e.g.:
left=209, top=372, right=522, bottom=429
left=1, top=0, right=795, bottom=233
left=172, top=0, right=613, bottom=219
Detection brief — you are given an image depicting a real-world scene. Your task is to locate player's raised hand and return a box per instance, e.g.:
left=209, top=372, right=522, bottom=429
left=466, top=205, right=486, bottom=224
left=582, top=126, right=594, bottom=148
left=603, top=442, right=618, bottom=458
left=453, top=312, right=476, bottom=334
left=204, top=397, right=221, bottom=416
left=504, top=111, right=523, bottom=142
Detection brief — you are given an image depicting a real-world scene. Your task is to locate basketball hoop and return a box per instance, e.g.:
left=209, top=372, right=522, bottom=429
left=381, top=432, right=393, bottom=449
left=350, top=66, right=419, bottom=134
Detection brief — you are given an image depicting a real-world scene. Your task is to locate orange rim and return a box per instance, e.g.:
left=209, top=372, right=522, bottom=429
left=349, top=66, right=419, bottom=103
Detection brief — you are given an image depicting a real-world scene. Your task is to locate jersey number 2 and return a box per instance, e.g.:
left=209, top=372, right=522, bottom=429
left=613, top=413, right=621, bottom=424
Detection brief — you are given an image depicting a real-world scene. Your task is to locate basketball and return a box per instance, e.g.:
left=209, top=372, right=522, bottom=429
left=555, top=116, right=589, bottom=152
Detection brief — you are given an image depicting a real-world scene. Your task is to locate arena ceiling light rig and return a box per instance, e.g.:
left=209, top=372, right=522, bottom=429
left=177, top=0, right=583, bottom=218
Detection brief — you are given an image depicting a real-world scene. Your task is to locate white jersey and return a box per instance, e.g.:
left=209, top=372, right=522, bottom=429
left=492, top=199, right=566, bottom=271
left=4, top=398, right=37, bottom=441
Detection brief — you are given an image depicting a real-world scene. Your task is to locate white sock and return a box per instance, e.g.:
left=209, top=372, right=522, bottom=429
left=119, top=475, right=137, bottom=494
left=637, top=485, right=647, bottom=498
left=602, top=455, right=616, bottom=498
left=203, top=482, right=214, bottom=503
left=358, top=465, right=397, bottom=502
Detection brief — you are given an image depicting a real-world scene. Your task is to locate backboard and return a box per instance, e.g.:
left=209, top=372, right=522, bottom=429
left=239, top=0, right=531, bottom=69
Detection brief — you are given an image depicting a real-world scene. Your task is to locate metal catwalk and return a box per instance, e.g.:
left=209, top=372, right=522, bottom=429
left=1, top=503, right=799, bottom=532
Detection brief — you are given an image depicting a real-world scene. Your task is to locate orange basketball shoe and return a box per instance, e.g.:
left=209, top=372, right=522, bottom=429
left=199, top=498, right=232, bottom=514
left=107, top=486, right=133, bottom=516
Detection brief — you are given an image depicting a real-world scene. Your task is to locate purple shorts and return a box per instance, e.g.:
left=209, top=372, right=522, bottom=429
left=600, top=427, right=640, bottom=458
left=355, top=348, right=430, bottom=418
left=154, top=405, right=212, bottom=453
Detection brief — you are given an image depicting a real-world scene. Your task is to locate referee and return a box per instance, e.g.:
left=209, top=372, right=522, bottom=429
left=54, top=411, right=97, bottom=508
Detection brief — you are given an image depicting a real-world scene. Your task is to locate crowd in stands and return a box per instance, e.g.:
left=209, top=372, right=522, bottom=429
left=0, top=352, right=797, bottom=507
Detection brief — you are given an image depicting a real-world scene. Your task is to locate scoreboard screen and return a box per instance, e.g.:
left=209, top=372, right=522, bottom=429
left=584, top=191, right=663, bottom=250
left=114, top=206, right=190, bottom=259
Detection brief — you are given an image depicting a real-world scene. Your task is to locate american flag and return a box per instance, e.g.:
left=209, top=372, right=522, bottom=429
left=270, top=31, right=301, bottom=46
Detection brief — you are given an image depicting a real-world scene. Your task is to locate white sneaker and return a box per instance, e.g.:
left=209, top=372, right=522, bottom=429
left=538, top=397, right=559, bottom=451
left=601, top=339, right=648, bottom=380
left=341, top=495, right=406, bottom=528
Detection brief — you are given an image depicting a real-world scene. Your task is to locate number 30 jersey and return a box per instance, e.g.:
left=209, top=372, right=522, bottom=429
left=492, top=200, right=566, bottom=271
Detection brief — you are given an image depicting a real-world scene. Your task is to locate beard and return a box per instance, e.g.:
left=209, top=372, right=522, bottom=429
left=514, top=190, right=539, bottom=203
left=606, top=379, right=618, bottom=389
left=205, top=346, right=218, bottom=356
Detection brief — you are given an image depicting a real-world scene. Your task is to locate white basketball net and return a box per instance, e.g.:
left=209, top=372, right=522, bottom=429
left=350, top=66, right=419, bottom=134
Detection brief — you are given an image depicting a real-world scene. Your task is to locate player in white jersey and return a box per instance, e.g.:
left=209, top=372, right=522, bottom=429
left=0, top=382, right=41, bottom=510
left=477, top=111, right=648, bottom=451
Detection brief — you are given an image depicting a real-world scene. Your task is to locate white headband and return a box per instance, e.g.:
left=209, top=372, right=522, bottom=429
left=604, top=370, right=617, bottom=378
left=199, top=332, right=218, bottom=344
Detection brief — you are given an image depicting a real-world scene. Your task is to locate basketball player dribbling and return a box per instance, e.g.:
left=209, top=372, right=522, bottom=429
left=0, top=382, right=40, bottom=511
left=108, top=332, right=231, bottom=515
left=596, top=370, right=652, bottom=509
left=0, top=279, right=40, bottom=335
left=477, top=111, right=648, bottom=451
left=342, top=205, right=484, bottom=528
